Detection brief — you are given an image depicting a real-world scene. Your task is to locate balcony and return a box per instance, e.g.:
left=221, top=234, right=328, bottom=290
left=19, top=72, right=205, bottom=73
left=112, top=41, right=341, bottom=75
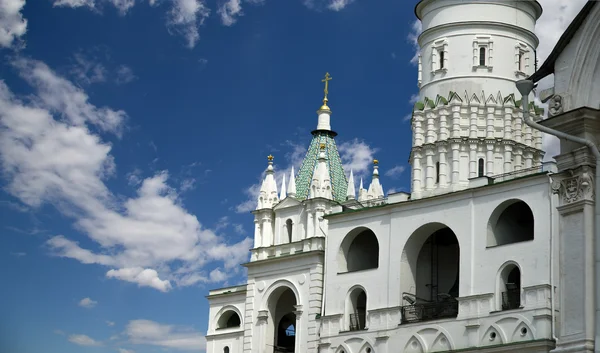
left=502, top=288, right=521, bottom=310
left=349, top=312, right=366, bottom=331
left=401, top=298, right=459, bottom=324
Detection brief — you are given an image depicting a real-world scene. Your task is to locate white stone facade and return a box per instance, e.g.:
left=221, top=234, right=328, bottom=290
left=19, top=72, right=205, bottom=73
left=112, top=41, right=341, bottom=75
left=205, top=1, right=600, bottom=353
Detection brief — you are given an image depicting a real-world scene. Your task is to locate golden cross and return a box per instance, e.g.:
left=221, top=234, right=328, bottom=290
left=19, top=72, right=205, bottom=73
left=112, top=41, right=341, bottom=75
left=321, top=72, right=332, bottom=98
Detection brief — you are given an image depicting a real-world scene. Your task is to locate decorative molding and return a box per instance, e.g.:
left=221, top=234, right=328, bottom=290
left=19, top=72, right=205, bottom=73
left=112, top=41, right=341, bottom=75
left=551, top=166, right=595, bottom=205
left=548, top=95, right=564, bottom=117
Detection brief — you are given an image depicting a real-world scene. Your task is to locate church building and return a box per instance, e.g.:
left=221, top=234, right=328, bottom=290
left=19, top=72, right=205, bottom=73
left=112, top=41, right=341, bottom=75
left=204, top=1, right=600, bottom=352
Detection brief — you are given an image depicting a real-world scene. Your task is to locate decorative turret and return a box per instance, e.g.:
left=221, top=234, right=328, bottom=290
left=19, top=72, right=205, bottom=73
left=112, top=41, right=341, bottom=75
left=256, top=155, right=279, bottom=209
left=309, top=144, right=333, bottom=199
left=358, top=178, right=367, bottom=202
left=287, top=166, right=296, bottom=198
left=346, top=170, right=356, bottom=200
left=367, top=159, right=384, bottom=201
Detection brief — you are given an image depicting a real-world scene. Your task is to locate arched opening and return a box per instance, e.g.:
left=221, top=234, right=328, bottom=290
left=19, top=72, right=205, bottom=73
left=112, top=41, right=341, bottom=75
left=216, top=310, right=241, bottom=329
left=224, top=347, right=230, bottom=353
left=499, top=264, right=521, bottom=310
left=267, top=287, right=297, bottom=353
left=338, top=227, right=379, bottom=273
left=479, top=47, right=486, bottom=66
left=487, top=200, right=534, bottom=247
left=478, top=158, right=485, bottom=177
left=400, top=223, right=460, bottom=323
left=346, top=287, right=367, bottom=331
left=286, top=219, right=293, bottom=243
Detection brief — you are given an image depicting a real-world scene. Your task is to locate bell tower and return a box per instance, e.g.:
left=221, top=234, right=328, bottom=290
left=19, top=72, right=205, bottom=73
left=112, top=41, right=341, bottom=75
left=410, top=0, right=545, bottom=199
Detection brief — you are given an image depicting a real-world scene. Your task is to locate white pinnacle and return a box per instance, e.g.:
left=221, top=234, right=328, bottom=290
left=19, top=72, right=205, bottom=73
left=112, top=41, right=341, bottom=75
left=346, top=170, right=356, bottom=200
left=280, top=174, right=287, bottom=200
left=288, top=166, right=296, bottom=197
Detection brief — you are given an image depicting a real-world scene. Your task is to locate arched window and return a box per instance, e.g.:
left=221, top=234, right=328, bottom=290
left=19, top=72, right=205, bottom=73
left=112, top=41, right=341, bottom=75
left=338, top=228, right=379, bottom=273
left=286, top=219, right=293, bottom=243
left=479, top=47, right=486, bottom=66
left=400, top=223, right=460, bottom=323
left=346, top=288, right=367, bottom=331
left=487, top=200, right=534, bottom=247
left=478, top=158, right=485, bottom=177
left=216, top=310, right=241, bottom=329
left=436, top=161, right=440, bottom=183
left=224, top=347, right=230, bottom=353
left=518, top=52, right=523, bottom=71
left=499, top=264, right=521, bottom=310
left=439, top=50, right=445, bottom=69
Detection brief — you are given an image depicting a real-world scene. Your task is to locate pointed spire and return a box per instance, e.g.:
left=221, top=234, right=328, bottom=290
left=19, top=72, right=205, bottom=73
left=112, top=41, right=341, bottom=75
left=280, top=174, right=287, bottom=200
left=287, top=166, right=296, bottom=198
left=309, top=144, right=333, bottom=199
left=358, top=177, right=367, bottom=202
left=367, top=159, right=384, bottom=200
left=256, top=155, right=279, bottom=210
left=346, top=170, right=356, bottom=200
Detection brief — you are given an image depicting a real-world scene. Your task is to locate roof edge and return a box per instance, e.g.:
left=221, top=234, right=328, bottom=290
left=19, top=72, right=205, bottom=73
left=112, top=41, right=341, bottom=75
left=530, top=0, right=598, bottom=83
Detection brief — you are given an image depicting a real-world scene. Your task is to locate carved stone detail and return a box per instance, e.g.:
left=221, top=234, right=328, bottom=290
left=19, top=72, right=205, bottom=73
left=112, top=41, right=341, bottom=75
left=549, top=95, right=564, bottom=117
left=552, top=166, right=595, bottom=204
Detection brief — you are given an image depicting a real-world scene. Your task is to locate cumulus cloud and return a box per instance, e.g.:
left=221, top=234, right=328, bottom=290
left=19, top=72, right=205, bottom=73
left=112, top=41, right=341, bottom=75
left=107, top=267, right=172, bottom=292
left=78, top=297, right=98, bottom=308
left=407, top=20, right=422, bottom=65
left=338, top=139, right=378, bottom=179
left=53, top=0, right=135, bottom=14
left=125, top=320, right=206, bottom=351
left=0, top=58, right=251, bottom=291
left=68, top=334, right=102, bottom=346
left=166, top=0, right=210, bottom=48
left=0, top=0, right=27, bottom=48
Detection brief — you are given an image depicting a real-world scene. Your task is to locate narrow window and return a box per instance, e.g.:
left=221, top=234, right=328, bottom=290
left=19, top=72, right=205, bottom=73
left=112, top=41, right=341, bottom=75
left=478, top=159, right=485, bottom=177
left=518, top=52, right=523, bottom=71
left=224, top=347, right=230, bottom=353
left=436, top=161, right=440, bottom=183
left=286, top=219, right=293, bottom=243
left=439, top=50, right=445, bottom=69
left=479, top=47, right=486, bottom=66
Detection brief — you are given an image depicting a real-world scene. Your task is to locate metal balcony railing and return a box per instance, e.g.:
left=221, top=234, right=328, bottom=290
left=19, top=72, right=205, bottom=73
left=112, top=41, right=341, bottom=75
left=400, top=299, right=459, bottom=324
left=349, top=312, right=366, bottom=331
left=502, top=288, right=521, bottom=310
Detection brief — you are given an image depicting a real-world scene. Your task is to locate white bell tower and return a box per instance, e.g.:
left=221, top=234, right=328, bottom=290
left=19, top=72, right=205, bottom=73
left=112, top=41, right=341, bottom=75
left=410, top=0, right=545, bottom=199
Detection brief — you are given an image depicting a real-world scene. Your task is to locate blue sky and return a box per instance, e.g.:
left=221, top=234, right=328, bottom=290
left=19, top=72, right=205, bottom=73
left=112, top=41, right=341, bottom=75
left=0, top=0, right=587, bottom=352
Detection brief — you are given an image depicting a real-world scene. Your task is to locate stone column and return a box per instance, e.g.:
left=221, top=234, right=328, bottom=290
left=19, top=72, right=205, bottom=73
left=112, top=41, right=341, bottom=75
left=551, top=167, right=595, bottom=353
left=439, top=143, right=448, bottom=187
left=306, top=212, right=314, bottom=239
left=469, top=106, right=478, bottom=139
left=293, top=306, right=304, bottom=353
left=486, top=143, right=494, bottom=176
left=262, top=217, right=273, bottom=248
left=451, top=141, right=460, bottom=185
left=469, top=142, right=477, bottom=179
left=256, top=310, right=269, bottom=353
left=254, top=219, right=261, bottom=248
left=503, top=143, right=513, bottom=174
left=412, top=148, right=423, bottom=198
left=425, top=146, right=435, bottom=190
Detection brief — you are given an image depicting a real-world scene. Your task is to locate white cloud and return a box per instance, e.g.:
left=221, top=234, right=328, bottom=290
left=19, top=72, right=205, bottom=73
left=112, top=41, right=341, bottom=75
left=125, top=319, right=206, bottom=351
left=303, top=0, right=353, bottom=11
left=407, top=19, right=422, bottom=65
left=0, top=58, right=251, bottom=291
left=78, top=297, right=98, bottom=308
left=179, top=177, right=196, bottom=192
left=166, top=0, right=210, bottom=48
left=107, top=321, right=116, bottom=326
left=234, top=182, right=260, bottom=213
left=70, top=52, right=108, bottom=85
left=0, top=0, right=27, bottom=48
left=68, top=334, right=102, bottom=346
left=384, top=165, right=405, bottom=179
left=118, top=349, right=135, bottom=353
left=107, top=267, right=172, bottom=292
left=53, top=0, right=95, bottom=10
left=338, top=139, right=378, bottom=179
left=115, top=65, right=136, bottom=85
left=53, top=0, right=135, bottom=14
left=218, top=0, right=242, bottom=26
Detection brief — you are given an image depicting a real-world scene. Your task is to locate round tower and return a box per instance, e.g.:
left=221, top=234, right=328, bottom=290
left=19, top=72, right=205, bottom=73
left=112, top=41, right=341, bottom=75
left=410, top=0, right=545, bottom=199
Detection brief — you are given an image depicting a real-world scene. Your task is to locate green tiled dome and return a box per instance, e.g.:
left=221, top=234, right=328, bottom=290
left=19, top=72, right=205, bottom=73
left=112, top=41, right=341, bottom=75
left=295, top=131, right=347, bottom=203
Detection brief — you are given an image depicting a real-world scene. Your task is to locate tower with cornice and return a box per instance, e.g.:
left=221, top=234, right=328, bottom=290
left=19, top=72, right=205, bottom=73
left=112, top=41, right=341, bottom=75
left=410, top=0, right=545, bottom=199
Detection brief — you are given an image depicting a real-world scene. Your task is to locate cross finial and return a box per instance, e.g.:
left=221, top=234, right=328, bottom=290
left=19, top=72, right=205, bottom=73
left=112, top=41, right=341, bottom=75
left=321, top=72, right=332, bottom=99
